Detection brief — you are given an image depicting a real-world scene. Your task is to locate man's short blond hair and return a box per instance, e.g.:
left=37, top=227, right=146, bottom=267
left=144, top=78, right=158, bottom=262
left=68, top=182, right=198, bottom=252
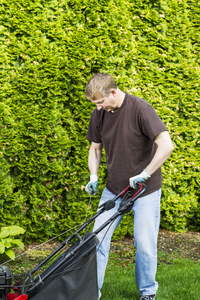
left=85, top=73, right=118, bottom=100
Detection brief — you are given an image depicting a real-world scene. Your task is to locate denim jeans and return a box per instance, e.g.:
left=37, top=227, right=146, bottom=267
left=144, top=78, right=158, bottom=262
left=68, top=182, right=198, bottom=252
left=93, top=187, right=161, bottom=298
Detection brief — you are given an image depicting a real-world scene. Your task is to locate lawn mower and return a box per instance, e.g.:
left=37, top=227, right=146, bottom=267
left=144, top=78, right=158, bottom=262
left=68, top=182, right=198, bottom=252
left=0, top=183, right=146, bottom=300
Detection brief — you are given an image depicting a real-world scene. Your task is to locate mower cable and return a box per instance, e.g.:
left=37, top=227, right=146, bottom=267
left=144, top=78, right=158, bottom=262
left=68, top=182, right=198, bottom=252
left=84, top=196, right=92, bottom=222
left=1, top=224, right=84, bottom=266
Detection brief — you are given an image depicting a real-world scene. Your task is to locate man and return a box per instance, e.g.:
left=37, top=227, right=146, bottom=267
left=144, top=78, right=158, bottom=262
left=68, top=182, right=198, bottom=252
left=85, top=73, right=174, bottom=300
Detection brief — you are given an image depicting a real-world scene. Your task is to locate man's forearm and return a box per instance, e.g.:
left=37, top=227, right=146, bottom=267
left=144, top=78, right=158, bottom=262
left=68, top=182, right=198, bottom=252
left=145, top=147, right=173, bottom=176
left=88, top=143, right=102, bottom=175
left=145, top=131, right=174, bottom=176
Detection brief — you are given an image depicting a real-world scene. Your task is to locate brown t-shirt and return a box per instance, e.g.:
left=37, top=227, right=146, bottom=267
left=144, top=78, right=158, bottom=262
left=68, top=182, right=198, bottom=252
left=86, top=93, right=168, bottom=196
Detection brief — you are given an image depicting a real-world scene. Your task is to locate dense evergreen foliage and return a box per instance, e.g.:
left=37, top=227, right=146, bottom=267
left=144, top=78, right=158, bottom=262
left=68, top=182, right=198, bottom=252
left=0, top=0, right=199, bottom=241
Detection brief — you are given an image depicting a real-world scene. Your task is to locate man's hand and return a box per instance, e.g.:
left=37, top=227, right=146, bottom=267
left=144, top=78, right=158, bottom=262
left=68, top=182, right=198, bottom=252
left=129, top=169, right=151, bottom=189
left=85, top=174, right=98, bottom=196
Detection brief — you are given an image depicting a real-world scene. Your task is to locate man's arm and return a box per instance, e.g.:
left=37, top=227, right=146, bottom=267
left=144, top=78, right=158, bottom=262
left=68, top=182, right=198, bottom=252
left=145, top=131, right=174, bottom=176
left=85, top=142, right=103, bottom=196
left=88, top=142, right=103, bottom=175
left=129, top=131, right=174, bottom=188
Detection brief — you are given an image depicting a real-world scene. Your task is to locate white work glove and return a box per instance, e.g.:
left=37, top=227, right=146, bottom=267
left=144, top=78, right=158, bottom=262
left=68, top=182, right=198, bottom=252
left=85, top=174, right=98, bottom=196
left=129, top=169, right=151, bottom=189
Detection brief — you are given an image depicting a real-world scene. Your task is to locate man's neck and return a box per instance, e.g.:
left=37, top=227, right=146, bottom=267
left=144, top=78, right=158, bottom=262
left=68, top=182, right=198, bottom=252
left=116, top=89, right=125, bottom=107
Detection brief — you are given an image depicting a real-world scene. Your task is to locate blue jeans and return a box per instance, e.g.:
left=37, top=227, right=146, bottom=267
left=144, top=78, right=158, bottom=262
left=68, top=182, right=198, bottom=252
left=93, top=187, right=161, bottom=298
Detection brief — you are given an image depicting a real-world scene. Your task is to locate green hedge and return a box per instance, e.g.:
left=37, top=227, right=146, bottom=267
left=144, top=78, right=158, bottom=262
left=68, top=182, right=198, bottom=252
left=0, top=0, right=199, bottom=242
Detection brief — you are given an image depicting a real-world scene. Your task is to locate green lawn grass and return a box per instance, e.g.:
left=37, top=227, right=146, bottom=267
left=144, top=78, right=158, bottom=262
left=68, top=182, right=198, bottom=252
left=101, top=252, right=200, bottom=300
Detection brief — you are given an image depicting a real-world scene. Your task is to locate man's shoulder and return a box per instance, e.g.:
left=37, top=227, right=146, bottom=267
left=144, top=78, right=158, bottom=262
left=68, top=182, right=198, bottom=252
left=90, top=107, right=106, bottom=124
left=125, top=93, right=151, bottom=110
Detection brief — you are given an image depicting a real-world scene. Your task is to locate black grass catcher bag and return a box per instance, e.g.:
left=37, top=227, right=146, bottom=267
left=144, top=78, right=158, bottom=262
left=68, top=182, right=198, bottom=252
left=25, top=234, right=99, bottom=300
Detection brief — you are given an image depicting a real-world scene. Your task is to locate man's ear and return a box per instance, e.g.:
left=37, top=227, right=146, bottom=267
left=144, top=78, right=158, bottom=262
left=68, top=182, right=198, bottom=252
left=110, top=89, right=117, bottom=96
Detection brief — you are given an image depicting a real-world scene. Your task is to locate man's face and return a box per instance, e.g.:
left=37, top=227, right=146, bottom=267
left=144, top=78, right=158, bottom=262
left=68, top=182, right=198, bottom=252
left=91, top=90, right=118, bottom=113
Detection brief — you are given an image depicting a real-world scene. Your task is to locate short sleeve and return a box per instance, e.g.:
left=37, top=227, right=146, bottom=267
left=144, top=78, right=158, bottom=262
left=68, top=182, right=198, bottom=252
left=86, top=109, right=102, bottom=143
left=140, top=105, right=168, bottom=140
